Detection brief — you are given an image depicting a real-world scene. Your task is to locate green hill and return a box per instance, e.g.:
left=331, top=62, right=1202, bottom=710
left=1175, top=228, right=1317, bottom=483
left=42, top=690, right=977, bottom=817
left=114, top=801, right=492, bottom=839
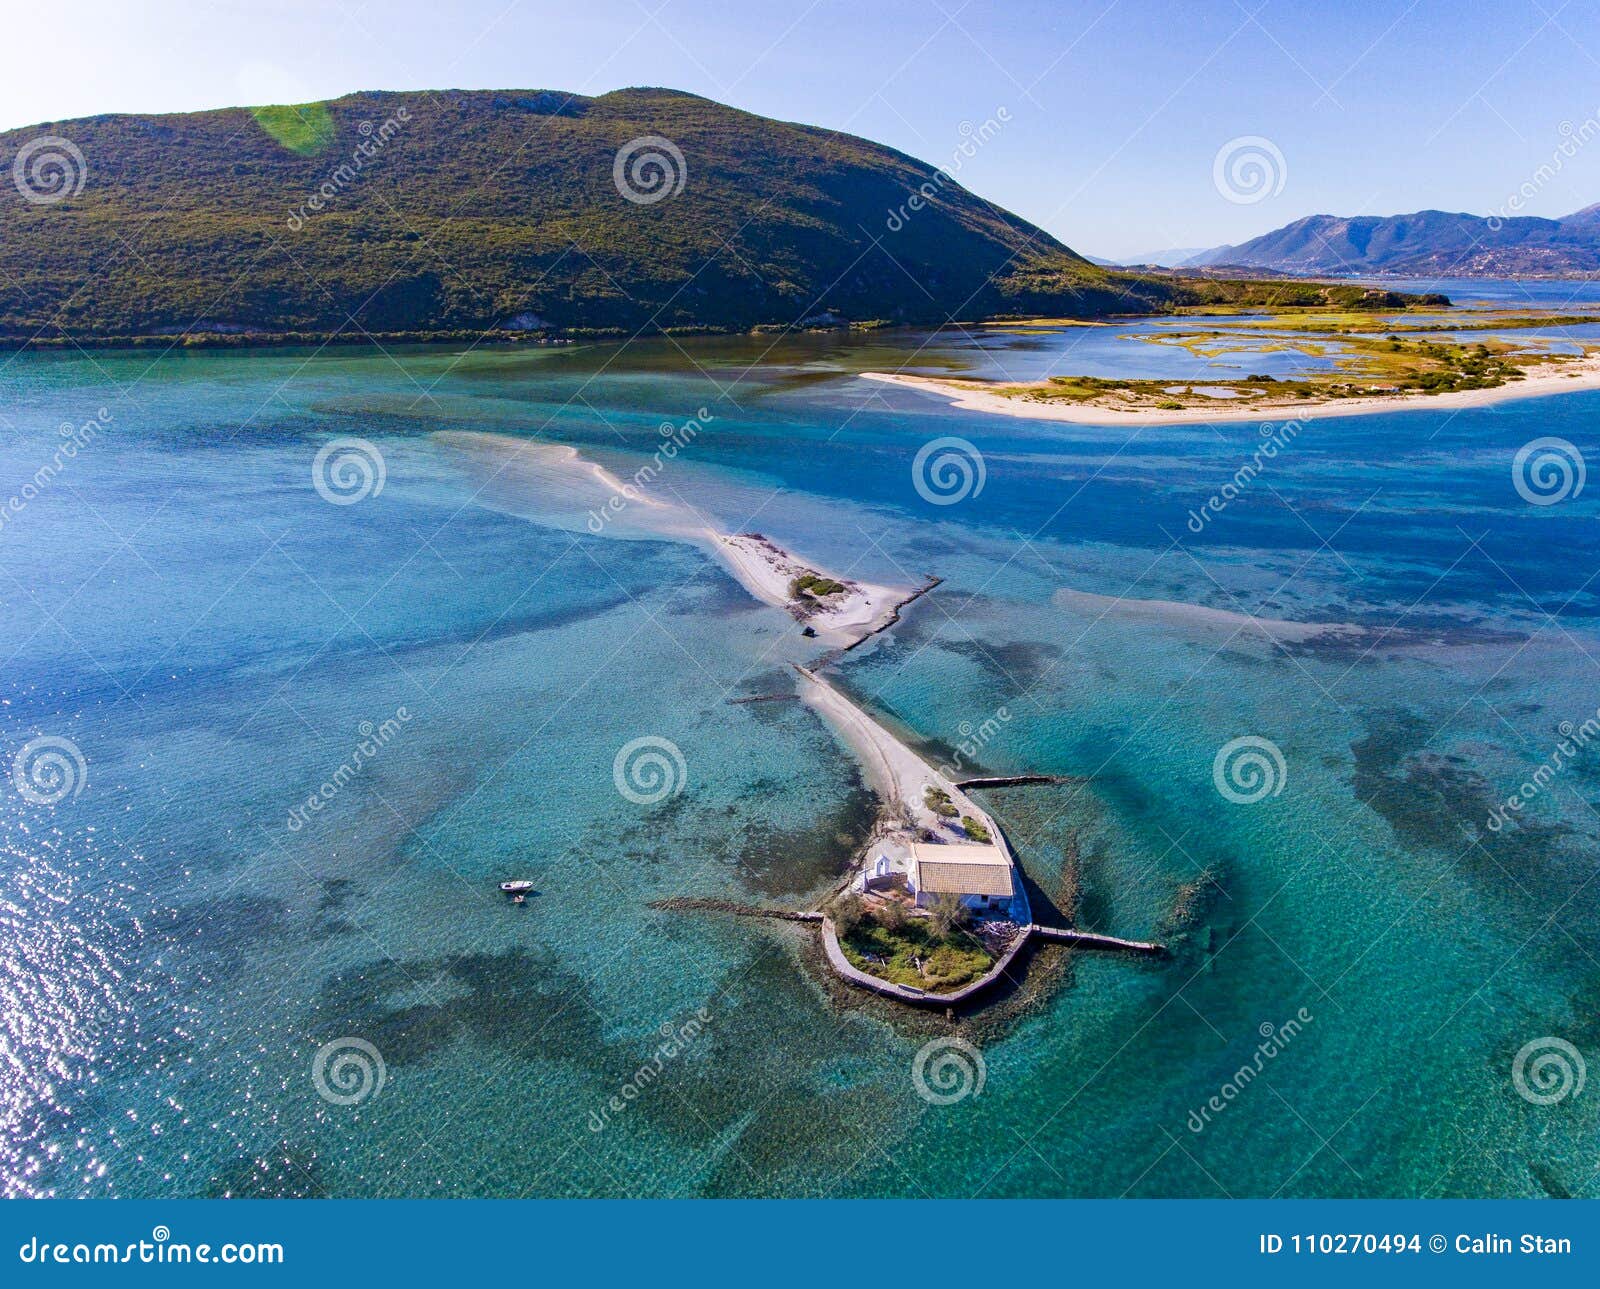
left=0, top=87, right=1186, bottom=343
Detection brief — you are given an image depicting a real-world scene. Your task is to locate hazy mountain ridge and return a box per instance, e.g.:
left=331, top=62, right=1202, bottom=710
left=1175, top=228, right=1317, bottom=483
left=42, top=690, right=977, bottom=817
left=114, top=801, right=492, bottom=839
left=1185, top=206, right=1600, bottom=277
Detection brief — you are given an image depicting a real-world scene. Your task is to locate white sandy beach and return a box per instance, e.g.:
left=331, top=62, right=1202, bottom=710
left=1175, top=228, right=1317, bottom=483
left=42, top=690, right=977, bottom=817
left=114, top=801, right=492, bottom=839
left=436, top=430, right=916, bottom=647
left=713, top=532, right=910, bottom=646
left=862, top=356, right=1600, bottom=426
left=794, top=667, right=1001, bottom=840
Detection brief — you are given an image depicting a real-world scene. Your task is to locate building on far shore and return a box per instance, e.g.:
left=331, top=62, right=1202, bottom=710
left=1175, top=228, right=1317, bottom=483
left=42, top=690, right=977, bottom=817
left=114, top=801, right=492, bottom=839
left=905, top=841, right=1017, bottom=916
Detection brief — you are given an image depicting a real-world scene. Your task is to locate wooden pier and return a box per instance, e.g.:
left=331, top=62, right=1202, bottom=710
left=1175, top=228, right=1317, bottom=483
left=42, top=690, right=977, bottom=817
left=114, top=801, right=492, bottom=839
left=1030, top=925, right=1165, bottom=955
left=649, top=897, right=822, bottom=923
left=953, top=774, right=1079, bottom=789
left=839, top=574, right=942, bottom=652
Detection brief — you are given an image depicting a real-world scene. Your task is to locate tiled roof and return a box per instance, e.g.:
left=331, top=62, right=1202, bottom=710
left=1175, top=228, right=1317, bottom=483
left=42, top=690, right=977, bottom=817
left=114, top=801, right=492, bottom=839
left=909, top=842, right=1014, bottom=897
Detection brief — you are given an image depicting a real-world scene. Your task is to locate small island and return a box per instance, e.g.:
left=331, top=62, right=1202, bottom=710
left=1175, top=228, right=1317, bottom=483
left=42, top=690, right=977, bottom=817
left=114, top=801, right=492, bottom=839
left=796, top=667, right=1033, bottom=1001
left=715, top=532, right=930, bottom=648
left=436, top=432, right=937, bottom=650
left=795, top=667, right=1163, bottom=1006
left=446, top=429, right=1160, bottom=1007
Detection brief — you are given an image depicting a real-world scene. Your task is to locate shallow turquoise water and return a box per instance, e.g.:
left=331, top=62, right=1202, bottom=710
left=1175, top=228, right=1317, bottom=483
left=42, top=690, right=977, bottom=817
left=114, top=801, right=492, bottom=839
left=1, top=323, right=1597, bottom=1198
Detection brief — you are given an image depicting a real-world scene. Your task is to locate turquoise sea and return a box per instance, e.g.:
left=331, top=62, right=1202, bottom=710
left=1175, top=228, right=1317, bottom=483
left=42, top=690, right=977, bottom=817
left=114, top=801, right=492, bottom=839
left=2, top=303, right=1597, bottom=1198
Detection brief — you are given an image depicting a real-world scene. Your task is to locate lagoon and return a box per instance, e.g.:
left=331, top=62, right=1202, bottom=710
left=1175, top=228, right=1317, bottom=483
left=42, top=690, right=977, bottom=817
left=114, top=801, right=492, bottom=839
left=2, top=311, right=1596, bottom=1198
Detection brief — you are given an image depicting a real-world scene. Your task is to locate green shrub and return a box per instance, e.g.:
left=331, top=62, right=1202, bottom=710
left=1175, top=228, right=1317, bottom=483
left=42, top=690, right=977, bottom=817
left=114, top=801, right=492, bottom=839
left=929, top=892, right=970, bottom=938
left=837, top=908, right=991, bottom=991
left=875, top=899, right=908, bottom=932
left=790, top=572, right=846, bottom=599
left=832, top=892, right=865, bottom=936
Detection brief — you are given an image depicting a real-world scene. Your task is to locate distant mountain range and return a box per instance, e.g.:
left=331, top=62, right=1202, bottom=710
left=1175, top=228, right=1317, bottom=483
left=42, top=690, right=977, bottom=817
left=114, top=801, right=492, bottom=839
left=1181, top=205, right=1600, bottom=277
left=0, top=87, right=1200, bottom=342
left=1091, top=248, right=1210, bottom=269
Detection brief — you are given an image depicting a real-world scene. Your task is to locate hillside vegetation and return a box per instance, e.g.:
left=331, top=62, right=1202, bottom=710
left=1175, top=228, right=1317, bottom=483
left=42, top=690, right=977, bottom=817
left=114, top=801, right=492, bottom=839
left=0, top=89, right=1454, bottom=344
left=0, top=88, right=1189, bottom=342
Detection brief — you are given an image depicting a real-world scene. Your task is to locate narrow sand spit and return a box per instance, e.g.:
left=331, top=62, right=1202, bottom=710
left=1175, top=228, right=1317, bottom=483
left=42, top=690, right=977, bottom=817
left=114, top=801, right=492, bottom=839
left=795, top=666, right=937, bottom=810
left=862, top=357, right=1600, bottom=426
left=794, top=667, right=1007, bottom=846
left=436, top=430, right=916, bottom=647
left=1053, top=588, right=1365, bottom=644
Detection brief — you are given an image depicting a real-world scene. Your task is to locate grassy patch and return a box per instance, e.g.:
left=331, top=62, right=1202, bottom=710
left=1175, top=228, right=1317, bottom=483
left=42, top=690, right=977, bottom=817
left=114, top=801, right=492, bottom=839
left=790, top=572, right=847, bottom=600
left=840, top=913, right=993, bottom=992
left=1169, top=284, right=1449, bottom=312
left=1000, top=322, right=1570, bottom=413
left=1034, top=375, right=1133, bottom=401
left=250, top=103, right=336, bottom=155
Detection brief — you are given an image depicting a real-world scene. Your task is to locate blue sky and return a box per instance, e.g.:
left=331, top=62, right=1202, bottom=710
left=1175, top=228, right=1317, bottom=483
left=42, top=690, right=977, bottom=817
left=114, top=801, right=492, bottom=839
left=8, top=0, right=1600, bottom=258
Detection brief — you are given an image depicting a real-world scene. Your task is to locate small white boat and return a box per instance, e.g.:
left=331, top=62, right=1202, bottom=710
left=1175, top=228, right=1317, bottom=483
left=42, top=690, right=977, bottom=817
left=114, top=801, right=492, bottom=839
left=499, top=880, right=535, bottom=894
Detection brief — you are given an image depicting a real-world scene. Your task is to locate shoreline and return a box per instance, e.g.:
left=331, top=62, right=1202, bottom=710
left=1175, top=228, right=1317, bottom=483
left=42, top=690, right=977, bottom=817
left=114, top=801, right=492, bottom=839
left=709, top=531, right=916, bottom=648
left=795, top=667, right=970, bottom=819
left=794, top=667, right=1163, bottom=1006
left=861, top=358, right=1600, bottom=426
left=794, top=666, right=1034, bottom=1002
left=435, top=430, right=926, bottom=649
